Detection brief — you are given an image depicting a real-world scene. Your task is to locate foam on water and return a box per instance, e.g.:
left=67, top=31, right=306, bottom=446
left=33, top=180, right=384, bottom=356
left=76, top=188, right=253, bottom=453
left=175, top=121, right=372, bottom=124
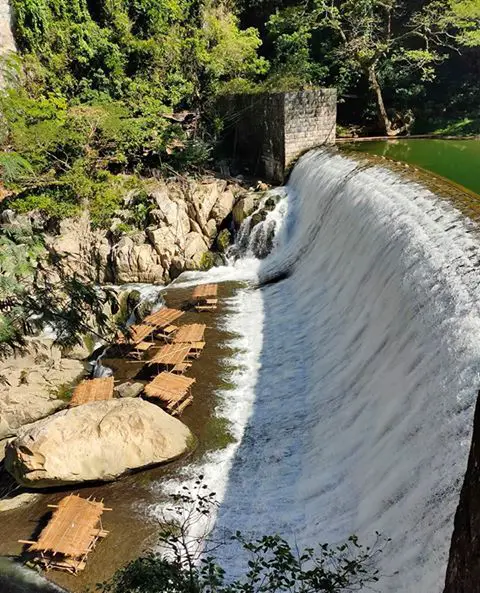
left=150, top=148, right=480, bottom=592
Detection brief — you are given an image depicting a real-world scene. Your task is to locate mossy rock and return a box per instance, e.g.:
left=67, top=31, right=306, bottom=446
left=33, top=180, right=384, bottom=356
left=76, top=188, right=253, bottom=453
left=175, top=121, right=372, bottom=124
left=199, top=251, right=216, bottom=271
left=216, top=229, right=232, bottom=253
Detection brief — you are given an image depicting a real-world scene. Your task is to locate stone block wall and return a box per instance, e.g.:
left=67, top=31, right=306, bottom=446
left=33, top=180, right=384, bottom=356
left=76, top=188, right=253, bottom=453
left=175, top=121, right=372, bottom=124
left=284, top=89, right=336, bottom=168
left=220, top=89, right=336, bottom=183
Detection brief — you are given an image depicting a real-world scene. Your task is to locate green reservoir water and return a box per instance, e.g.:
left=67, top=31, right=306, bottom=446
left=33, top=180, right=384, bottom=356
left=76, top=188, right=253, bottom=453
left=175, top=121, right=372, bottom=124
left=348, top=139, right=480, bottom=196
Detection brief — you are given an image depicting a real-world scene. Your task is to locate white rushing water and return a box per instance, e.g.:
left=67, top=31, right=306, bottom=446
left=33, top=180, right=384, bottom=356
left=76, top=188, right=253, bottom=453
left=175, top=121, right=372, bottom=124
left=152, top=148, right=480, bottom=592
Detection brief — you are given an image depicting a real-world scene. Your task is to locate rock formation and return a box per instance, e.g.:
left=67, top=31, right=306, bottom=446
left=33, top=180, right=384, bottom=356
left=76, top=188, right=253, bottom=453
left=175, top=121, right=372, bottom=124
left=0, top=338, right=84, bottom=456
left=31, top=177, right=254, bottom=285
left=0, top=0, right=15, bottom=88
left=444, top=391, right=480, bottom=593
left=5, top=398, right=193, bottom=487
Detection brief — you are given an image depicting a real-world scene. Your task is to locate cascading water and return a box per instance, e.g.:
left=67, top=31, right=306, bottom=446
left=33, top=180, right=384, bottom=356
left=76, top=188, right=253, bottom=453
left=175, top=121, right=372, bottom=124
left=0, top=558, right=65, bottom=593
left=153, top=148, right=480, bottom=593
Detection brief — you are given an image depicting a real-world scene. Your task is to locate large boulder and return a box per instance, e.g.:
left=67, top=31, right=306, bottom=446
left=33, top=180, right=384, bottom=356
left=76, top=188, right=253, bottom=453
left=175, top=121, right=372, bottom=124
left=233, top=194, right=257, bottom=227
left=5, top=399, right=194, bottom=488
left=184, top=232, right=209, bottom=267
left=211, top=189, right=235, bottom=225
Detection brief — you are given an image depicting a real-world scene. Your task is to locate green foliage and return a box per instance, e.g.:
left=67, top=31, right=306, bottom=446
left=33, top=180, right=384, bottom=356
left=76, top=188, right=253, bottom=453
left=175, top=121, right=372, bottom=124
left=51, top=381, right=75, bottom=402
left=204, top=415, right=236, bottom=450
left=0, top=153, right=34, bottom=185
left=216, top=229, right=231, bottom=253
left=263, top=0, right=480, bottom=134
left=101, top=478, right=386, bottom=593
left=0, top=225, right=119, bottom=356
left=1, top=0, right=268, bottom=226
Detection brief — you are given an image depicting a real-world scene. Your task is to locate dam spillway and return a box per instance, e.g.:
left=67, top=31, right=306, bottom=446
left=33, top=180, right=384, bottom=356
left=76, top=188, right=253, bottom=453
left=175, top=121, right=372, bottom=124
left=159, top=148, right=480, bottom=593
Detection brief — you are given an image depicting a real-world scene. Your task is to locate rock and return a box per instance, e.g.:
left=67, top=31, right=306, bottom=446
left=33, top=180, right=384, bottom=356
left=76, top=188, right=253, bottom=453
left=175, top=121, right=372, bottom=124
left=189, top=181, right=225, bottom=228
left=233, top=194, right=257, bottom=227
left=184, top=232, right=209, bottom=267
left=5, top=399, right=194, bottom=488
left=111, top=233, right=165, bottom=283
left=211, top=189, right=235, bottom=225
left=0, top=339, right=84, bottom=441
left=115, top=382, right=144, bottom=398
left=206, top=218, right=218, bottom=240
left=0, top=492, right=40, bottom=513
left=444, top=391, right=480, bottom=593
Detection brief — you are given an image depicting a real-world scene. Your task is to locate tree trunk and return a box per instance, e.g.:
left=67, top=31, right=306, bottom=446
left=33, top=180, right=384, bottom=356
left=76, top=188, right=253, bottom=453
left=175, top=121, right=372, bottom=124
left=368, top=65, right=396, bottom=136
left=368, top=65, right=412, bottom=137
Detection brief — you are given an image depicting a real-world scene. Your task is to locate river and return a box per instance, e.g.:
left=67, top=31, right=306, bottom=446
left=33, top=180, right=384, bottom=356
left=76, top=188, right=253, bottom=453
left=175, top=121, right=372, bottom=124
left=2, top=146, right=480, bottom=592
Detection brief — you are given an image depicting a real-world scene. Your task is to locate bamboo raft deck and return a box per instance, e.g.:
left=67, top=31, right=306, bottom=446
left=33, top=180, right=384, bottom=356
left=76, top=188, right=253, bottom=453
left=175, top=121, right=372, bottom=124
left=69, top=377, right=114, bottom=407
left=142, top=308, right=184, bottom=338
left=192, top=284, right=218, bottom=311
left=116, top=323, right=156, bottom=347
left=19, top=494, right=111, bottom=574
left=144, top=372, right=196, bottom=415
left=172, top=323, right=206, bottom=344
left=148, top=343, right=193, bottom=370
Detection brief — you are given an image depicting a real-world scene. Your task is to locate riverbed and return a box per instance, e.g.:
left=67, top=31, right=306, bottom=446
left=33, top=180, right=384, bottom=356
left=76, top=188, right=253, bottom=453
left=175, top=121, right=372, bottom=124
left=0, top=280, right=249, bottom=592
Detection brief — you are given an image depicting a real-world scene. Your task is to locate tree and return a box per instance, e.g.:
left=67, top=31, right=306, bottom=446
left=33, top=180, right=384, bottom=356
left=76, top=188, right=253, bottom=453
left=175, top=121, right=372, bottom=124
left=267, top=0, right=480, bottom=135
left=100, top=477, right=388, bottom=593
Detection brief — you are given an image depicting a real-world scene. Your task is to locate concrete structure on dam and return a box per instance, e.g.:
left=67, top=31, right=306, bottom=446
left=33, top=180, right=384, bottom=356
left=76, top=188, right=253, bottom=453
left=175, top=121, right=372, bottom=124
left=220, top=88, right=337, bottom=182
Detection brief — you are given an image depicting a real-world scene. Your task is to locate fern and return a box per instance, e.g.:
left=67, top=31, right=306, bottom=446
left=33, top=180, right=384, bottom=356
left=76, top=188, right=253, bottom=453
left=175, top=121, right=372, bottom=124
left=0, top=152, right=34, bottom=184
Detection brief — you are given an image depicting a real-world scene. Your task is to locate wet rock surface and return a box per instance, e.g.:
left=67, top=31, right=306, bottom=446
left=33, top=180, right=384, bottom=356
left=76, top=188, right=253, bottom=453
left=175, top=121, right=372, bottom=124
left=0, top=338, right=84, bottom=448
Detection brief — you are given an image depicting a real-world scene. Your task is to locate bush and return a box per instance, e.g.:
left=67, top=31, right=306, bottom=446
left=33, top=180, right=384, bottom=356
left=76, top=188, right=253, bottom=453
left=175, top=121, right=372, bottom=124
left=101, top=478, right=387, bottom=593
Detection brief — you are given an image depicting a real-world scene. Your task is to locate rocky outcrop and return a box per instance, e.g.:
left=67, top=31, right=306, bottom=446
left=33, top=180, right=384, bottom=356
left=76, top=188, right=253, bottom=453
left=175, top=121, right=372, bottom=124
left=115, top=381, right=144, bottom=398
left=0, top=338, right=84, bottom=446
left=444, top=391, right=480, bottom=593
left=25, top=176, right=255, bottom=285
left=5, top=399, right=193, bottom=487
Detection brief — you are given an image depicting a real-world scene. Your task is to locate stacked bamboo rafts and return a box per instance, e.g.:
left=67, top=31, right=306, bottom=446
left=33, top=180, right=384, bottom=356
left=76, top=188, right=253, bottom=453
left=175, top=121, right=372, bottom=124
left=19, top=495, right=111, bottom=574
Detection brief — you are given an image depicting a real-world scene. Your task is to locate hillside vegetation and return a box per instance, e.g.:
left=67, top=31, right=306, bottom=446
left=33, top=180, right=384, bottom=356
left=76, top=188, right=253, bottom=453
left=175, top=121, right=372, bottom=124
left=0, top=0, right=479, bottom=353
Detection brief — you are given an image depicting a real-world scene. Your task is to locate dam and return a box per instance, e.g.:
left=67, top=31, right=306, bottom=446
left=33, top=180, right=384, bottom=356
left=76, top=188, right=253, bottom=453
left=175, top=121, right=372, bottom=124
left=152, top=148, right=480, bottom=593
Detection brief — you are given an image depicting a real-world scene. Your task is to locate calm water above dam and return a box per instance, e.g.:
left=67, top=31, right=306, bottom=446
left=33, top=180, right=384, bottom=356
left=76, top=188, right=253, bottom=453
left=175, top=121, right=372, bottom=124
left=349, top=139, right=480, bottom=195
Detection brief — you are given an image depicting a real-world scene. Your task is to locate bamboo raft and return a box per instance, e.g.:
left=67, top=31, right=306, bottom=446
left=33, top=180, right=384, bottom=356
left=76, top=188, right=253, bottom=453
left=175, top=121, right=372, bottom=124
left=142, top=308, right=184, bottom=339
left=192, top=284, right=218, bottom=311
left=148, top=343, right=193, bottom=370
left=144, top=372, right=196, bottom=415
left=69, top=377, right=114, bottom=407
left=172, top=323, right=206, bottom=344
left=19, top=495, right=111, bottom=574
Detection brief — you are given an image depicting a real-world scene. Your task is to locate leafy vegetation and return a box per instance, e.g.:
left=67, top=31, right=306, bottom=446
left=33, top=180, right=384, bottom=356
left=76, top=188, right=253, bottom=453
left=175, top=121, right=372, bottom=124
left=101, top=478, right=388, bottom=593
left=0, top=0, right=267, bottom=226
left=0, top=0, right=479, bottom=232
left=261, top=0, right=480, bottom=135
left=0, top=0, right=479, bottom=354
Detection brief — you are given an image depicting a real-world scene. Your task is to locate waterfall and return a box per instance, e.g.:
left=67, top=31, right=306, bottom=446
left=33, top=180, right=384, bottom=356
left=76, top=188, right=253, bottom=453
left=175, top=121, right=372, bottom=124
left=153, top=148, right=480, bottom=593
